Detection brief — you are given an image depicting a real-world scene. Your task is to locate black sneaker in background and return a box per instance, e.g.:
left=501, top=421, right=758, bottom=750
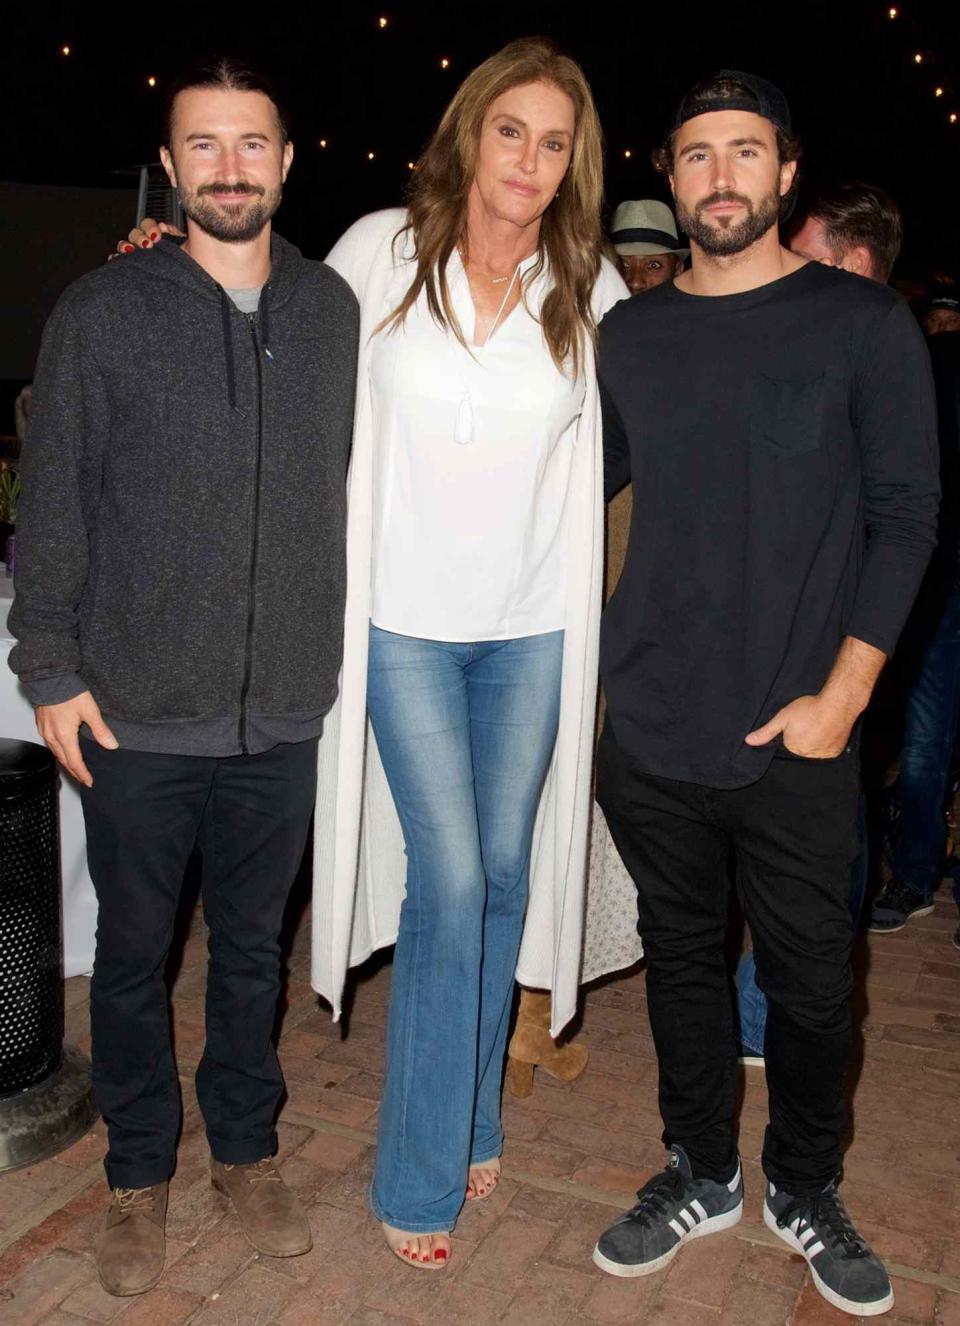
left=868, top=879, right=934, bottom=933
left=764, top=1180, right=893, bottom=1316
left=592, top=1145, right=743, bottom=1278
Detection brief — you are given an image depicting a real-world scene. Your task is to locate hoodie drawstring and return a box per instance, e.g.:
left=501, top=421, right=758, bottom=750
left=220, top=287, right=238, bottom=410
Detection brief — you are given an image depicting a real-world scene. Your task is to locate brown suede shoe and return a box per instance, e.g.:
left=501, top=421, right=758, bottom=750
left=211, top=1158, right=312, bottom=1257
left=97, top=1182, right=168, bottom=1297
left=505, top=988, right=589, bottom=1097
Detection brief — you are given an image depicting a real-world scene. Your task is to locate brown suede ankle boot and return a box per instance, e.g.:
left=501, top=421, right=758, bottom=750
left=505, top=988, right=589, bottom=1098
left=97, top=1182, right=168, bottom=1296
left=211, top=1157, right=312, bottom=1257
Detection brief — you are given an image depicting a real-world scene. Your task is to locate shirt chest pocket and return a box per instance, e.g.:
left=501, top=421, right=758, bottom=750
left=752, top=372, right=825, bottom=457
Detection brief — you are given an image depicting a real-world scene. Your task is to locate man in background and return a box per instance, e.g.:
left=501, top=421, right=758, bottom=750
left=790, top=180, right=902, bottom=283
left=735, top=179, right=906, bottom=1060
left=925, top=293, right=960, bottom=337
left=870, top=307, right=960, bottom=937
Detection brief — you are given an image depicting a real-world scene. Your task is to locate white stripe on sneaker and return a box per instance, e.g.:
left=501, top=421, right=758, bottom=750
left=679, top=1209, right=697, bottom=1230
left=668, top=1219, right=686, bottom=1239
left=690, top=1200, right=708, bottom=1222
left=805, top=1241, right=825, bottom=1258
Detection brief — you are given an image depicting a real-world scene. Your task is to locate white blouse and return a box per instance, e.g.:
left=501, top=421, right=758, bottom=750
left=368, top=248, right=586, bottom=642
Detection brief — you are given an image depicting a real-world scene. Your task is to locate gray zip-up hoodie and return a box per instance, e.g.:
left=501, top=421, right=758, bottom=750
left=9, top=233, right=359, bottom=756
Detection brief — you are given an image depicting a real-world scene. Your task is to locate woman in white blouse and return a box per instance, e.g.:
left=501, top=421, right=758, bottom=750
left=315, top=38, right=628, bottom=1269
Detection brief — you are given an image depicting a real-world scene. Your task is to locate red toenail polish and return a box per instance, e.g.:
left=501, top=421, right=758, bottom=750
left=435, top=1249, right=447, bottom=1261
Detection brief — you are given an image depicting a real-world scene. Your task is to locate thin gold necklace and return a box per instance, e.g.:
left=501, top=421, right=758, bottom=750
left=459, top=243, right=512, bottom=284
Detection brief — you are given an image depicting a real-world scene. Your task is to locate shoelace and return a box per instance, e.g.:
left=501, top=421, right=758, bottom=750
left=114, top=1187, right=157, bottom=1213
left=224, top=1159, right=282, bottom=1186
left=623, top=1167, right=686, bottom=1227
left=776, top=1188, right=868, bottom=1259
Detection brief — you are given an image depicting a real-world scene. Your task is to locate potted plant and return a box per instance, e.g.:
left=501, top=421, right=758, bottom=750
left=0, top=462, right=21, bottom=576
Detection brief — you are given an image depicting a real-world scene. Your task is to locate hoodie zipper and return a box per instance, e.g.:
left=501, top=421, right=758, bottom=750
left=239, top=311, right=264, bottom=754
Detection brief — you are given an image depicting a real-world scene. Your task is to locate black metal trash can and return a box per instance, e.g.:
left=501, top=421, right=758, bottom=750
left=0, top=737, right=96, bottom=1171
left=0, top=739, right=63, bottom=1094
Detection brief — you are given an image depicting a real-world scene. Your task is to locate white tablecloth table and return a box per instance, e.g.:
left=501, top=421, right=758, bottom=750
left=0, top=578, right=97, bottom=977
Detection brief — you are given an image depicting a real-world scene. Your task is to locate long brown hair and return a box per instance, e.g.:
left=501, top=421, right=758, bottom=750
left=381, top=37, right=604, bottom=377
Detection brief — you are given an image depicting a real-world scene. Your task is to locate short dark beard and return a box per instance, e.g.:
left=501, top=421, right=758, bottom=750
left=179, top=180, right=282, bottom=243
left=676, top=185, right=781, bottom=257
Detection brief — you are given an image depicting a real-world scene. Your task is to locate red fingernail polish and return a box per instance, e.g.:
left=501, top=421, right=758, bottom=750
left=123, top=244, right=135, bottom=253
left=141, top=240, right=150, bottom=248
left=150, top=232, right=159, bottom=240
left=434, top=1249, right=447, bottom=1261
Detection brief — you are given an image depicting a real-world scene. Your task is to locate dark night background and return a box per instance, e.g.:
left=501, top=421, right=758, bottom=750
left=1, top=0, right=959, bottom=392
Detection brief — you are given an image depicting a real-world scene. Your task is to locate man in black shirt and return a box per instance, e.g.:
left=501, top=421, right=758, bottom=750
left=591, top=71, right=938, bottom=1318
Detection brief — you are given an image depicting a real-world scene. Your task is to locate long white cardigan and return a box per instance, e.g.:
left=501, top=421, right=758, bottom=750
left=310, top=208, right=630, bottom=1036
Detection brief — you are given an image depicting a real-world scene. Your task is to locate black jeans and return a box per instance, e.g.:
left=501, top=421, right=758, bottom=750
left=596, top=721, right=858, bottom=1196
left=79, top=737, right=318, bottom=1189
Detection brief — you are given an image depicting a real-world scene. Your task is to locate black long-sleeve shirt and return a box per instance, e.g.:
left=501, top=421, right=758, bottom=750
left=598, top=262, right=940, bottom=789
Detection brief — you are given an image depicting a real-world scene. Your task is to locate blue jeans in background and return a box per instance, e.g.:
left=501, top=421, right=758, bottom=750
left=735, top=795, right=867, bottom=1058
left=366, top=624, right=563, bottom=1233
left=890, top=584, right=960, bottom=905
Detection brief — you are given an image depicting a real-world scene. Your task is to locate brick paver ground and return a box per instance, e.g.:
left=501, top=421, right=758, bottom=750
left=2, top=888, right=959, bottom=1325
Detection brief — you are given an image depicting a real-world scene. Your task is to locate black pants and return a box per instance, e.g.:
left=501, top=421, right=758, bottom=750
left=596, top=721, right=858, bottom=1196
left=79, top=737, right=318, bottom=1189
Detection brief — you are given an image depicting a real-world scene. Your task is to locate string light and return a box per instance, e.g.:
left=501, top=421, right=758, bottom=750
left=147, top=76, right=158, bottom=88
left=407, top=161, right=415, bottom=169
left=318, top=138, right=328, bottom=148
left=881, top=13, right=959, bottom=140
left=367, top=151, right=375, bottom=160
left=440, top=57, right=450, bottom=69
left=624, top=149, right=633, bottom=159
left=61, top=44, right=71, bottom=56
left=378, top=15, right=388, bottom=27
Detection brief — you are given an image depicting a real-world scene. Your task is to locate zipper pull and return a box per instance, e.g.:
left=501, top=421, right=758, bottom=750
left=454, top=389, right=474, bottom=446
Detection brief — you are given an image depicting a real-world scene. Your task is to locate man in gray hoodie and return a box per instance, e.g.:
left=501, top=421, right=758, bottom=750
left=9, top=58, right=359, bottom=1295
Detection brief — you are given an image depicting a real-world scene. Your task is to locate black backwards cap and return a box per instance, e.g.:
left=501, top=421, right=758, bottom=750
left=671, top=69, right=792, bottom=135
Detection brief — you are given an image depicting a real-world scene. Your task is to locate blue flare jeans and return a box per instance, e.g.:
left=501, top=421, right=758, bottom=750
left=365, top=623, right=564, bottom=1233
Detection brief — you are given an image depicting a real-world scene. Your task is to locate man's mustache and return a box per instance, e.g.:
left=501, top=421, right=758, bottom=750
left=197, top=182, right=265, bottom=198
left=696, top=191, right=752, bottom=213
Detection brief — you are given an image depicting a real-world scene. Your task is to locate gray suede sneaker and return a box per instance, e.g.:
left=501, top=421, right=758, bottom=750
left=592, top=1145, right=743, bottom=1278
left=764, top=1180, right=894, bottom=1316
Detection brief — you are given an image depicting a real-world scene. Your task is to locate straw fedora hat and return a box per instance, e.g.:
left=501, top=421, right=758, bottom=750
left=610, top=199, right=689, bottom=258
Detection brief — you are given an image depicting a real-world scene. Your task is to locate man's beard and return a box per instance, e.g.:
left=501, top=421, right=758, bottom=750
left=179, top=181, right=282, bottom=243
left=676, top=184, right=781, bottom=257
